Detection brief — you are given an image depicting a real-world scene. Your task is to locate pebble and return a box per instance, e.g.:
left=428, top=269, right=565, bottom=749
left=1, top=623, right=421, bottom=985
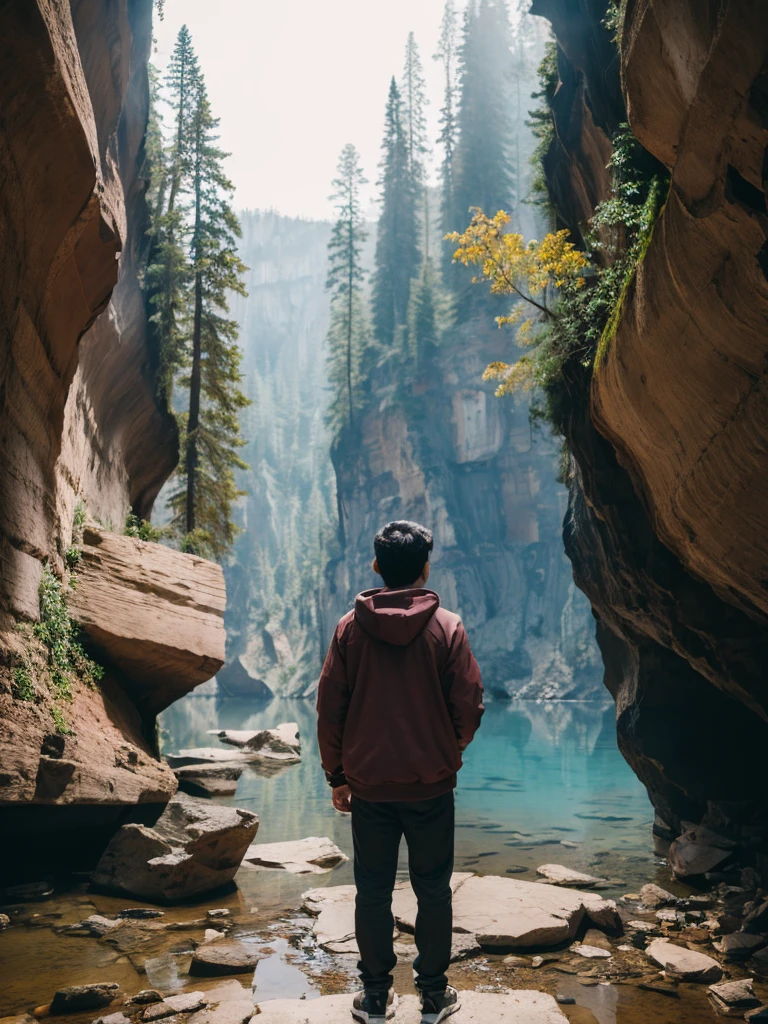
left=555, top=994, right=576, bottom=1005
left=132, top=991, right=164, bottom=1005
left=207, top=910, right=231, bottom=920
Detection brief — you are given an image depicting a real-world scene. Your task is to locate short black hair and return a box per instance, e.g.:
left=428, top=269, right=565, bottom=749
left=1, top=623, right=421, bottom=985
left=374, top=521, right=434, bottom=588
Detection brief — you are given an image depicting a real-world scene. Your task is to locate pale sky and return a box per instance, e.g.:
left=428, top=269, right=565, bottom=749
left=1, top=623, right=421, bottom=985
left=152, top=1, right=456, bottom=221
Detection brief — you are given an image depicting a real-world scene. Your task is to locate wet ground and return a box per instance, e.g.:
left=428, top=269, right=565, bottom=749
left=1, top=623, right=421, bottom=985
left=0, top=698, right=759, bottom=1023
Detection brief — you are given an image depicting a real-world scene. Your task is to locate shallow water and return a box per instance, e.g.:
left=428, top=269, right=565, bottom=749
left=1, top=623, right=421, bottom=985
left=160, top=696, right=658, bottom=900
left=0, top=696, right=733, bottom=1023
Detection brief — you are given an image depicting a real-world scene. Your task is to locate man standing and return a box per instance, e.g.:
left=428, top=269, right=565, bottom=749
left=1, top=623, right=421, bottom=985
left=317, top=521, right=484, bottom=1024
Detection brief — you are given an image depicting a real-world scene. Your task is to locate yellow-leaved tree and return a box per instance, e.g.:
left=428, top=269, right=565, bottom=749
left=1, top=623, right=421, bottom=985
left=446, top=209, right=588, bottom=396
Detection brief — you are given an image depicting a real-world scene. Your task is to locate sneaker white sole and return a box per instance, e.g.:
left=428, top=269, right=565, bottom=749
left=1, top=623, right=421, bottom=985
left=351, top=993, right=398, bottom=1023
left=421, top=1002, right=461, bottom=1024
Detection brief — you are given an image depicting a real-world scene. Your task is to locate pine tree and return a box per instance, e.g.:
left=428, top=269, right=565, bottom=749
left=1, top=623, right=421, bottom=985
left=408, top=260, right=442, bottom=369
left=434, top=0, right=460, bottom=277
left=325, top=144, right=369, bottom=437
left=372, top=78, right=421, bottom=350
left=401, top=33, right=429, bottom=188
left=168, top=80, right=250, bottom=559
left=147, top=26, right=201, bottom=399
left=450, top=0, right=516, bottom=315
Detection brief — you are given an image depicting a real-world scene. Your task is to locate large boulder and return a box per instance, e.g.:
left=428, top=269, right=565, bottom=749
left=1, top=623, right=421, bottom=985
left=92, top=794, right=258, bottom=902
left=303, top=873, right=621, bottom=954
left=70, top=527, right=226, bottom=717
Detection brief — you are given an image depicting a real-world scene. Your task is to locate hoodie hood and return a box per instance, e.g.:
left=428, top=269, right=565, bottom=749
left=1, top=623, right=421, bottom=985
left=354, top=587, right=440, bottom=647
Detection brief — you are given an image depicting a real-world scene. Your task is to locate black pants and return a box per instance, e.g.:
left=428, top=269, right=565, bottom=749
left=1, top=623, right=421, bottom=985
left=351, top=791, right=455, bottom=995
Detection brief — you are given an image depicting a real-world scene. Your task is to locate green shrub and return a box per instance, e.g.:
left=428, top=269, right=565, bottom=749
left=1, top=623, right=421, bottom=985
left=50, top=705, right=74, bottom=736
left=125, top=512, right=162, bottom=543
left=12, top=665, right=35, bottom=701
left=34, top=566, right=104, bottom=698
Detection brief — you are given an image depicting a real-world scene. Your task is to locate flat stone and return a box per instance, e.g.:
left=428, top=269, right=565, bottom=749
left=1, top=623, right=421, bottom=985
left=175, top=764, right=243, bottom=798
left=186, top=981, right=252, bottom=1024
left=94, top=1015, right=131, bottom=1024
left=253, top=991, right=568, bottom=1022
left=119, top=910, right=165, bottom=920
left=708, top=979, right=760, bottom=1013
left=536, top=864, right=607, bottom=888
left=50, top=984, right=120, bottom=1014
left=646, top=939, right=723, bottom=982
left=207, top=910, right=231, bottom=919
left=190, top=941, right=262, bottom=976
left=639, top=883, right=678, bottom=909
left=143, top=1011, right=176, bottom=1024
left=166, top=994, right=207, bottom=1014
left=303, top=873, right=622, bottom=954
left=572, top=945, right=612, bottom=958
left=243, top=837, right=348, bottom=874
left=92, top=794, right=259, bottom=902
left=165, top=749, right=253, bottom=769
left=668, top=825, right=735, bottom=878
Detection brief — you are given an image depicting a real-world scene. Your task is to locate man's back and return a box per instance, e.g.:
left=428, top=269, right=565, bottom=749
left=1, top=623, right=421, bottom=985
left=318, top=587, right=484, bottom=803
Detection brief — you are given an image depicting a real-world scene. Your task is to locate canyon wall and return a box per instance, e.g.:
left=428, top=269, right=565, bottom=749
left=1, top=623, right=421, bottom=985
left=0, top=0, right=222, bottom=838
left=324, top=322, right=602, bottom=700
left=533, top=0, right=768, bottom=859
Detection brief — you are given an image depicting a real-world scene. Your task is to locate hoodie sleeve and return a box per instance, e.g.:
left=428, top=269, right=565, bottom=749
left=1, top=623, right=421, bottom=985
left=442, top=621, right=484, bottom=751
left=316, top=623, right=351, bottom=787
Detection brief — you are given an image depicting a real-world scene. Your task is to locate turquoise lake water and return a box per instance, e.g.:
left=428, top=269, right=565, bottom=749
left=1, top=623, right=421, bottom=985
left=160, top=694, right=657, bottom=906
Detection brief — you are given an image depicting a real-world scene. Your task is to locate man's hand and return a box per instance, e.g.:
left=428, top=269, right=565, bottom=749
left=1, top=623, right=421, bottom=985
left=332, top=784, right=352, bottom=813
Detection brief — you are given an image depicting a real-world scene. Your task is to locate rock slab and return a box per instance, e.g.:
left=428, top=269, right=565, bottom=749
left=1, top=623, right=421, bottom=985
left=50, top=984, right=119, bottom=1014
left=243, top=837, right=348, bottom=874
left=536, top=864, right=607, bottom=888
left=303, top=873, right=621, bottom=953
left=646, top=939, right=723, bottom=982
left=253, top=991, right=568, bottom=1022
left=92, top=793, right=259, bottom=902
left=190, top=941, right=262, bottom=977
left=174, top=764, right=243, bottom=798
left=70, top=528, right=226, bottom=717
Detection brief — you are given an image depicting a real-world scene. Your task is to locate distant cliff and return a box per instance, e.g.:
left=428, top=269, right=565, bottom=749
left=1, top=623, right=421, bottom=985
left=324, top=315, right=602, bottom=700
left=534, top=0, right=768, bottom=854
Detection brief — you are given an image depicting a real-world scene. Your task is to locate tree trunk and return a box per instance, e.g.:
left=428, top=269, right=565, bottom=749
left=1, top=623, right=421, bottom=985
left=346, top=223, right=354, bottom=430
left=186, top=269, right=203, bottom=535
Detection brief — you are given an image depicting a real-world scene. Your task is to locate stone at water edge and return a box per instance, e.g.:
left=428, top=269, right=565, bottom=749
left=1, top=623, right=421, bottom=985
left=131, top=992, right=164, bottom=1005
left=190, top=941, right=262, bottom=976
left=186, top=980, right=253, bottom=1024
left=94, top=1015, right=131, bottom=1024
left=92, top=793, right=259, bottom=902
left=208, top=723, right=301, bottom=755
left=639, top=883, right=678, bottom=909
left=536, top=864, right=607, bottom=887
left=243, top=837, right=348, bottom=874
left=708, top=978, right=760, bottom=1012
left=50, top=984, right=120, bottom=1014
left=645, top=938, right=723, bottom=982
left=572, top=944, right=612, bottom=958
left=303, top=872, right=622, bottom=955
left=174, top=763, right=243, bottom=798
left=119, top=909, right=165, bottom=920
left=667, top=824, right=736, bottom=878
left=253, top=991, right=569, bottom=1023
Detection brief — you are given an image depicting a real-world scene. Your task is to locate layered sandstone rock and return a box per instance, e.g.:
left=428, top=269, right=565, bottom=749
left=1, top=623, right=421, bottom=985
left=536, top=0, right=768, bottom=852
left=70, top=527, right=226, bottom=716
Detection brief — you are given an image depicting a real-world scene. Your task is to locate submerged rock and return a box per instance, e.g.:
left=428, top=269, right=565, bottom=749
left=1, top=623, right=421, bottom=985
left=303, top=873, right=621, bottom=954
left=208, top=724, right=301, bottom=760
left=50, top=984, right=120, bottom=1014
left=645, top=939, right=723, bottom=982
left=536, top=864, right=607, bottom=887
left=253, top=991, right=569, bottom=1022
left=243, top=837, right=348, bottom=874
left=92, top=794, right=259, bottom=902
left=190, top=941, right=262, bottom=976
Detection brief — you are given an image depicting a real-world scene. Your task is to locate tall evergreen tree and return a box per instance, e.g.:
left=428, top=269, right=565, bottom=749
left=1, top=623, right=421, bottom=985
left=168, top=80, right=249, bottom=559
left=401, top=33, right=429, bottom=187
left=325, top=144, right=368, bottom=436
left=147, top=26, right=201, bottom=398
left=434, top=0, right=460, bottom=276
left=451, top=0, right=516, bottom=314
left=408, top=260, right=441, bottom=369
left=372, top=78, right=421, bottom=349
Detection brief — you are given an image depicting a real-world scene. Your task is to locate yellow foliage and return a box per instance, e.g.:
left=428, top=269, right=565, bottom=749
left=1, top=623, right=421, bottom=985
left=447, top=209, right=588, bottom=394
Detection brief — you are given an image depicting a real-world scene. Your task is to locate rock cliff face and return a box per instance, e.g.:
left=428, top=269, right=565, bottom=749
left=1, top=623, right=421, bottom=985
left=0, top=0, right=220, bottom=841
left=325, top=324, right=602, bottom=700
left=535, top=0, right=768, bottom=858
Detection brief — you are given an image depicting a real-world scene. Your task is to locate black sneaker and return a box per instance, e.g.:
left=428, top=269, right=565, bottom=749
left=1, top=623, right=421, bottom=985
left=419, top=985, right=461, bottom=1024
left=351, top=988, right=398, bottom=1023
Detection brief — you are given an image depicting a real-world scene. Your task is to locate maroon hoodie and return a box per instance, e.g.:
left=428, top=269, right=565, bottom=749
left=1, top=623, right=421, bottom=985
left=316, top=587, right=484, bottom=802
